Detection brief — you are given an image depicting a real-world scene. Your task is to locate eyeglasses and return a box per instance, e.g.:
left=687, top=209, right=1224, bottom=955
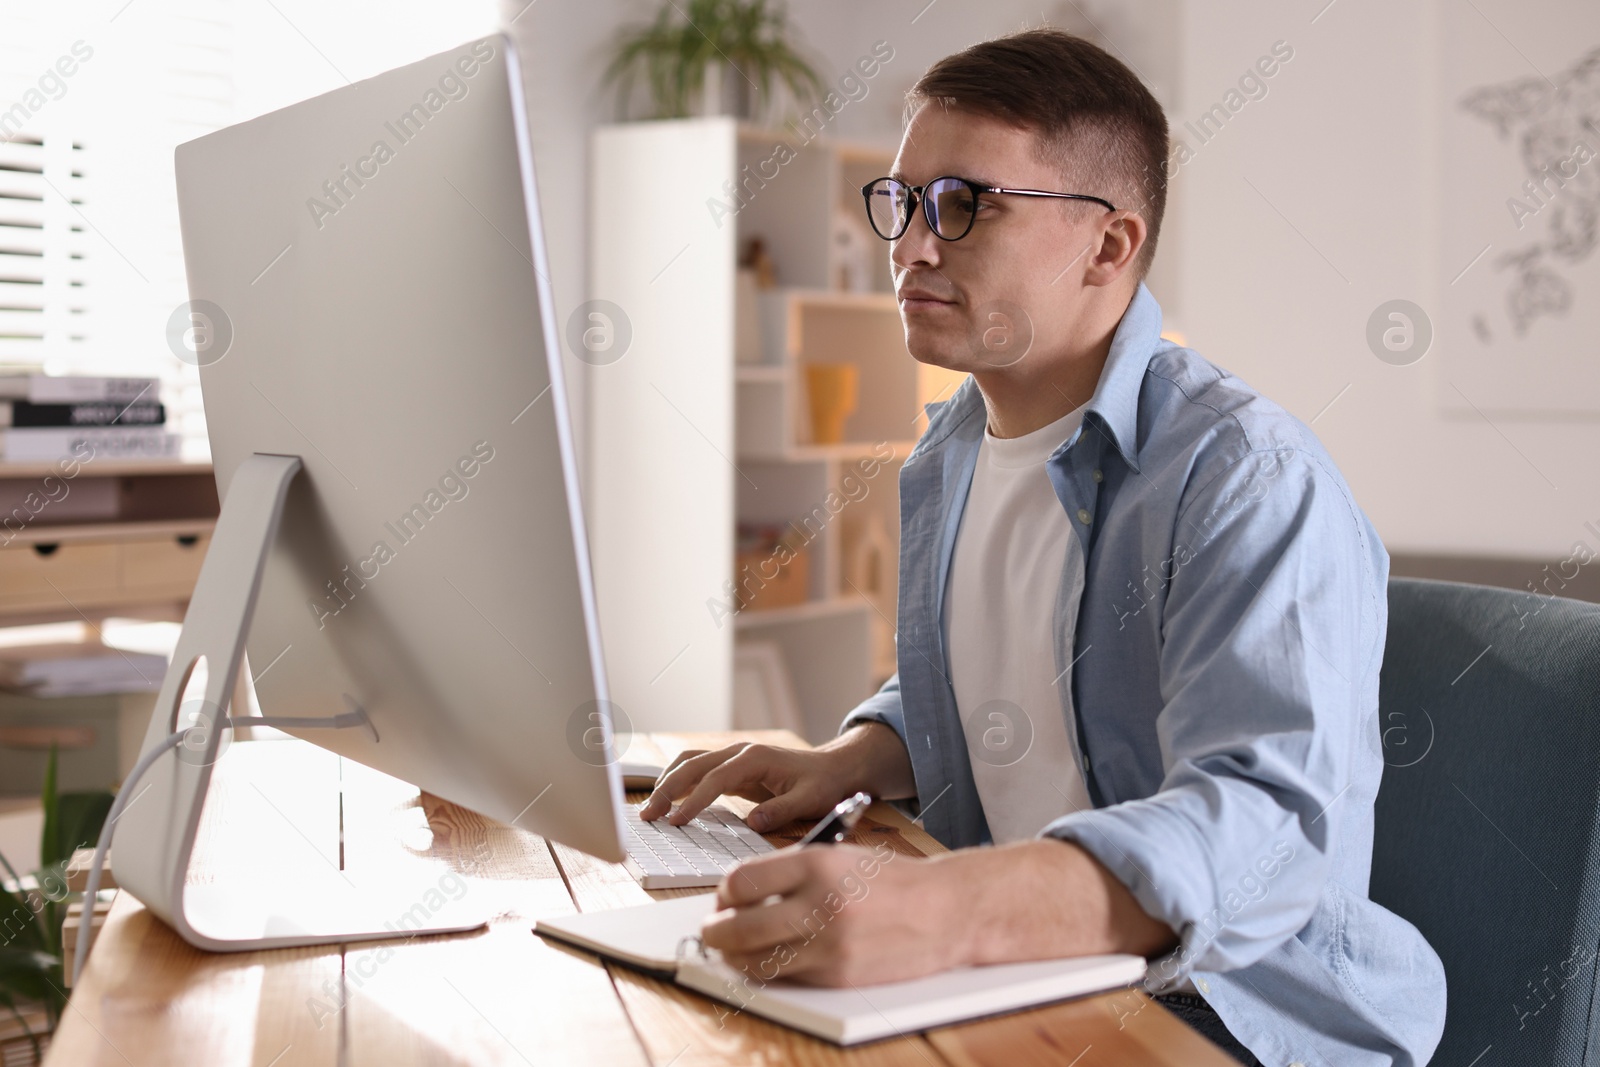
left=861, top=175, right=1117, bottom=242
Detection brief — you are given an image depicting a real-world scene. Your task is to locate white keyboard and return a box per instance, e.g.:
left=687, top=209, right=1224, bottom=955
left=622, top=801, right=776, bottom=888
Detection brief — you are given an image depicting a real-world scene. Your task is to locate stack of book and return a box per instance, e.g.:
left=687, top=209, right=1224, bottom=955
left=0, top=374, right=180, bottom=462
left=0, top=646, right=167, bottom=697
left=0, top=619, right=174, bottom=698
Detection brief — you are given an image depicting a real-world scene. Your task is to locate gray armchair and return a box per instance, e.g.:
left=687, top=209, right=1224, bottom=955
left=1371, top=576, right=1600, bottom=1064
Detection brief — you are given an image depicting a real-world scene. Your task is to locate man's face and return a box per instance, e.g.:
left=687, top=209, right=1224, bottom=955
left=886, top=105, right=1114, bottom=376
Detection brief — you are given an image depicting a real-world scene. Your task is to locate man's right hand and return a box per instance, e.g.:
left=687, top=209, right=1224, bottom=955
left=637, top=722, right=916, bottom=832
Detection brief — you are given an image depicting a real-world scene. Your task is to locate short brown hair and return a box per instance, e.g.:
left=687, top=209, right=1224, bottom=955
left=907, top=29, right=1169, bottom=279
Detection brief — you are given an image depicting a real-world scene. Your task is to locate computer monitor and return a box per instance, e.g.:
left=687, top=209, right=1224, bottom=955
left=110, top=33, right=628, bottom=951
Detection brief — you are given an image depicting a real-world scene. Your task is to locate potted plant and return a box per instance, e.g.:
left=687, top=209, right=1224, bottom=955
left=0, top=747, right=113, bottom=1065
left=601, top=0, right=824, bottom=122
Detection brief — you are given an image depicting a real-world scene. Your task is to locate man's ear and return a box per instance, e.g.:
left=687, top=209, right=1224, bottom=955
left=1083, top=210, right=1147, bottom=288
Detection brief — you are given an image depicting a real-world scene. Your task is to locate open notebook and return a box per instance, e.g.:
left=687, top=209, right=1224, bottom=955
left=534, top=893, right=1147, bottom=1046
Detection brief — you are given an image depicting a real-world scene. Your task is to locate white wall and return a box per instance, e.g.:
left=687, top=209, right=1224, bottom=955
left=502, top=0, right=633, bottom=460
left=508, top=0, right=1600, bottom=562
left=1174, top=0, right=1598, bottom=561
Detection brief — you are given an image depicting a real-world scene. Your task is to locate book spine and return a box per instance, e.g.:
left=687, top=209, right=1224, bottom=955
left=10, top=401, right=166, bottom=427
left=2, top=427, right=180, bottom=462
left=27, top=375, right=160, bottom=404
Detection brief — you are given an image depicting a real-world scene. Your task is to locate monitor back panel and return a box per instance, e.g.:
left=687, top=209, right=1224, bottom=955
left=173, top=34, right=625, bottom=861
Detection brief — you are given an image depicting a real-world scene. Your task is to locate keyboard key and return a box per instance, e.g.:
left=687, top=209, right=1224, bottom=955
left=622, top=800, right=777, bottom=889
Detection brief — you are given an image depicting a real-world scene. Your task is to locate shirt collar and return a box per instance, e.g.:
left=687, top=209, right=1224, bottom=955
left=1079, top=279, right=1163, bottom=474
left=924, top=281, right=1163, bottom=474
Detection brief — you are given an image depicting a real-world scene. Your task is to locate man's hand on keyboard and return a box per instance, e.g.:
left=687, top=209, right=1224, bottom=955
left=638, top=723, right=915, bottom=832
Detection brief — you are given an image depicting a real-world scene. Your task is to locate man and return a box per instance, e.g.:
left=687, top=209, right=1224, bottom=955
left=641, top=28, right=1445, bottom=1066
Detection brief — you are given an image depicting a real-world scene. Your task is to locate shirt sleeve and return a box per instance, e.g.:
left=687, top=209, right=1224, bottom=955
left=839, top=670, right=905, bottom=739
left=1039, top=445, right=1384, bottom=990
left=838, top=672, right=925, bottom=820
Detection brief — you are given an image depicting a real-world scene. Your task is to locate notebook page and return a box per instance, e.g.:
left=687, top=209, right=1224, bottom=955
left=534, top=892, right=719, bottom=974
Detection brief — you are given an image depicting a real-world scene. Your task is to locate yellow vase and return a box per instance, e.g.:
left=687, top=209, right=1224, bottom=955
left=805, top=363, right=859, bottom=445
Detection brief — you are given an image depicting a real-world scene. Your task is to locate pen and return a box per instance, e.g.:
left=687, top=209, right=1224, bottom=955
left=725, top=793, right=873, bottom=913
left=793, top=791, right=873, bottom=846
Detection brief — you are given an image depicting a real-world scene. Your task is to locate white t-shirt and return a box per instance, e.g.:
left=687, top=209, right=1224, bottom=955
left=946, top=404, right=1094, bottom=844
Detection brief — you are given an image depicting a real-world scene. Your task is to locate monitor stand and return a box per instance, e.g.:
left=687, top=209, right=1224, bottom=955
left=110, top=453, right=488, bottom=952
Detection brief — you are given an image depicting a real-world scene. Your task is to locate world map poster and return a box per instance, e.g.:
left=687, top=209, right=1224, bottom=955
left=1440, top=2, right=1600, bottom=418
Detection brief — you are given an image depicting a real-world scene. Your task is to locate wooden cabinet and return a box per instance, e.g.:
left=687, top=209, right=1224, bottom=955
left=0, top=461, right=217, bottom=622
left=0, top=540, right=122, bottom=606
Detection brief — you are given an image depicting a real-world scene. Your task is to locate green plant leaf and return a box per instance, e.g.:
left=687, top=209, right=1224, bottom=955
left=0, top=884, right=47, bottom=955
left=53, top=791, right=113, bottom=867
left=0, top=946, right=57, bottom=1008
left=39, top=745, right=60, bottom=871
left=0, top=948, right=55, bottom=981
left=35, top=878, right=64, bottom=962
left=0, top=843, right=21, bottom=889
left=599, top=0, right=822, bottom=122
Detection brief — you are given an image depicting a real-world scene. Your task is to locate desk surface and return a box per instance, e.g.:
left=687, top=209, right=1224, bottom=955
left=49, top=732, right=1235, bottom=1066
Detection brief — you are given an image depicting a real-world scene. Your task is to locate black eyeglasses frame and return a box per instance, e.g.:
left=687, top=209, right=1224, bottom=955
left=860, top=175, right=1119, bottom=242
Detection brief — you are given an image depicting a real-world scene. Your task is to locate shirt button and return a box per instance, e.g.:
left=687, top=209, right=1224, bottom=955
left=1076, top=508, right=1092, bottom=524
left=1196, top=977, right=1210, bottom=994
left=1091, top=468, right=1103, bottom=483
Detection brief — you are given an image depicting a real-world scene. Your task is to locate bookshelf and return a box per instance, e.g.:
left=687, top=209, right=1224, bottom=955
left=588, top=118, right=962, bottom=742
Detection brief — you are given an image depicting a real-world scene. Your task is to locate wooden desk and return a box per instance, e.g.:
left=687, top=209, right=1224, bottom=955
left=48, top=733, right=1236, bottom=1066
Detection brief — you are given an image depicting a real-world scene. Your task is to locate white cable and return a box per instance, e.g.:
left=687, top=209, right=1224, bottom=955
left=73, top=730, right=187, bottom=986
left=72, top=712, right=364, bottom=983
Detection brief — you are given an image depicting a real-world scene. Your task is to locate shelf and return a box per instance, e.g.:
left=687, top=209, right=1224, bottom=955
left=739, top=291, right=921, bottom=457
left=835, top=141, right=896, bottom=167
left=736, top=121, right=808, bottom=147
left=778, top=288, right=898, bottom=311
left=736, top=441, right=916, bottom=463
left=736, top=123, right=896, bottom=165
left=0, top=459, right=213, bottom=479
left=591, top=117, right=903, bottom=739
left=734, top=594, right=872, bottom=630
left=780, top=440, right=916, bottom=462
left=3, top=518, right=216, bottom=546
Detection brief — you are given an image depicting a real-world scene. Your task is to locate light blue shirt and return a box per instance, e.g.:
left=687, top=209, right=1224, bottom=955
left=841, top=281, right=1447, bottom=1066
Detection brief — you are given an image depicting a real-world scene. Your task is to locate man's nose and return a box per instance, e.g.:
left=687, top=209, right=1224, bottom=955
left=890, top=198, right=941, bottom=272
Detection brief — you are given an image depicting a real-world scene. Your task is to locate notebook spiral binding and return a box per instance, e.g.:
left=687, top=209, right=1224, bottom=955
left=676, top=934, right=708, bottom=963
